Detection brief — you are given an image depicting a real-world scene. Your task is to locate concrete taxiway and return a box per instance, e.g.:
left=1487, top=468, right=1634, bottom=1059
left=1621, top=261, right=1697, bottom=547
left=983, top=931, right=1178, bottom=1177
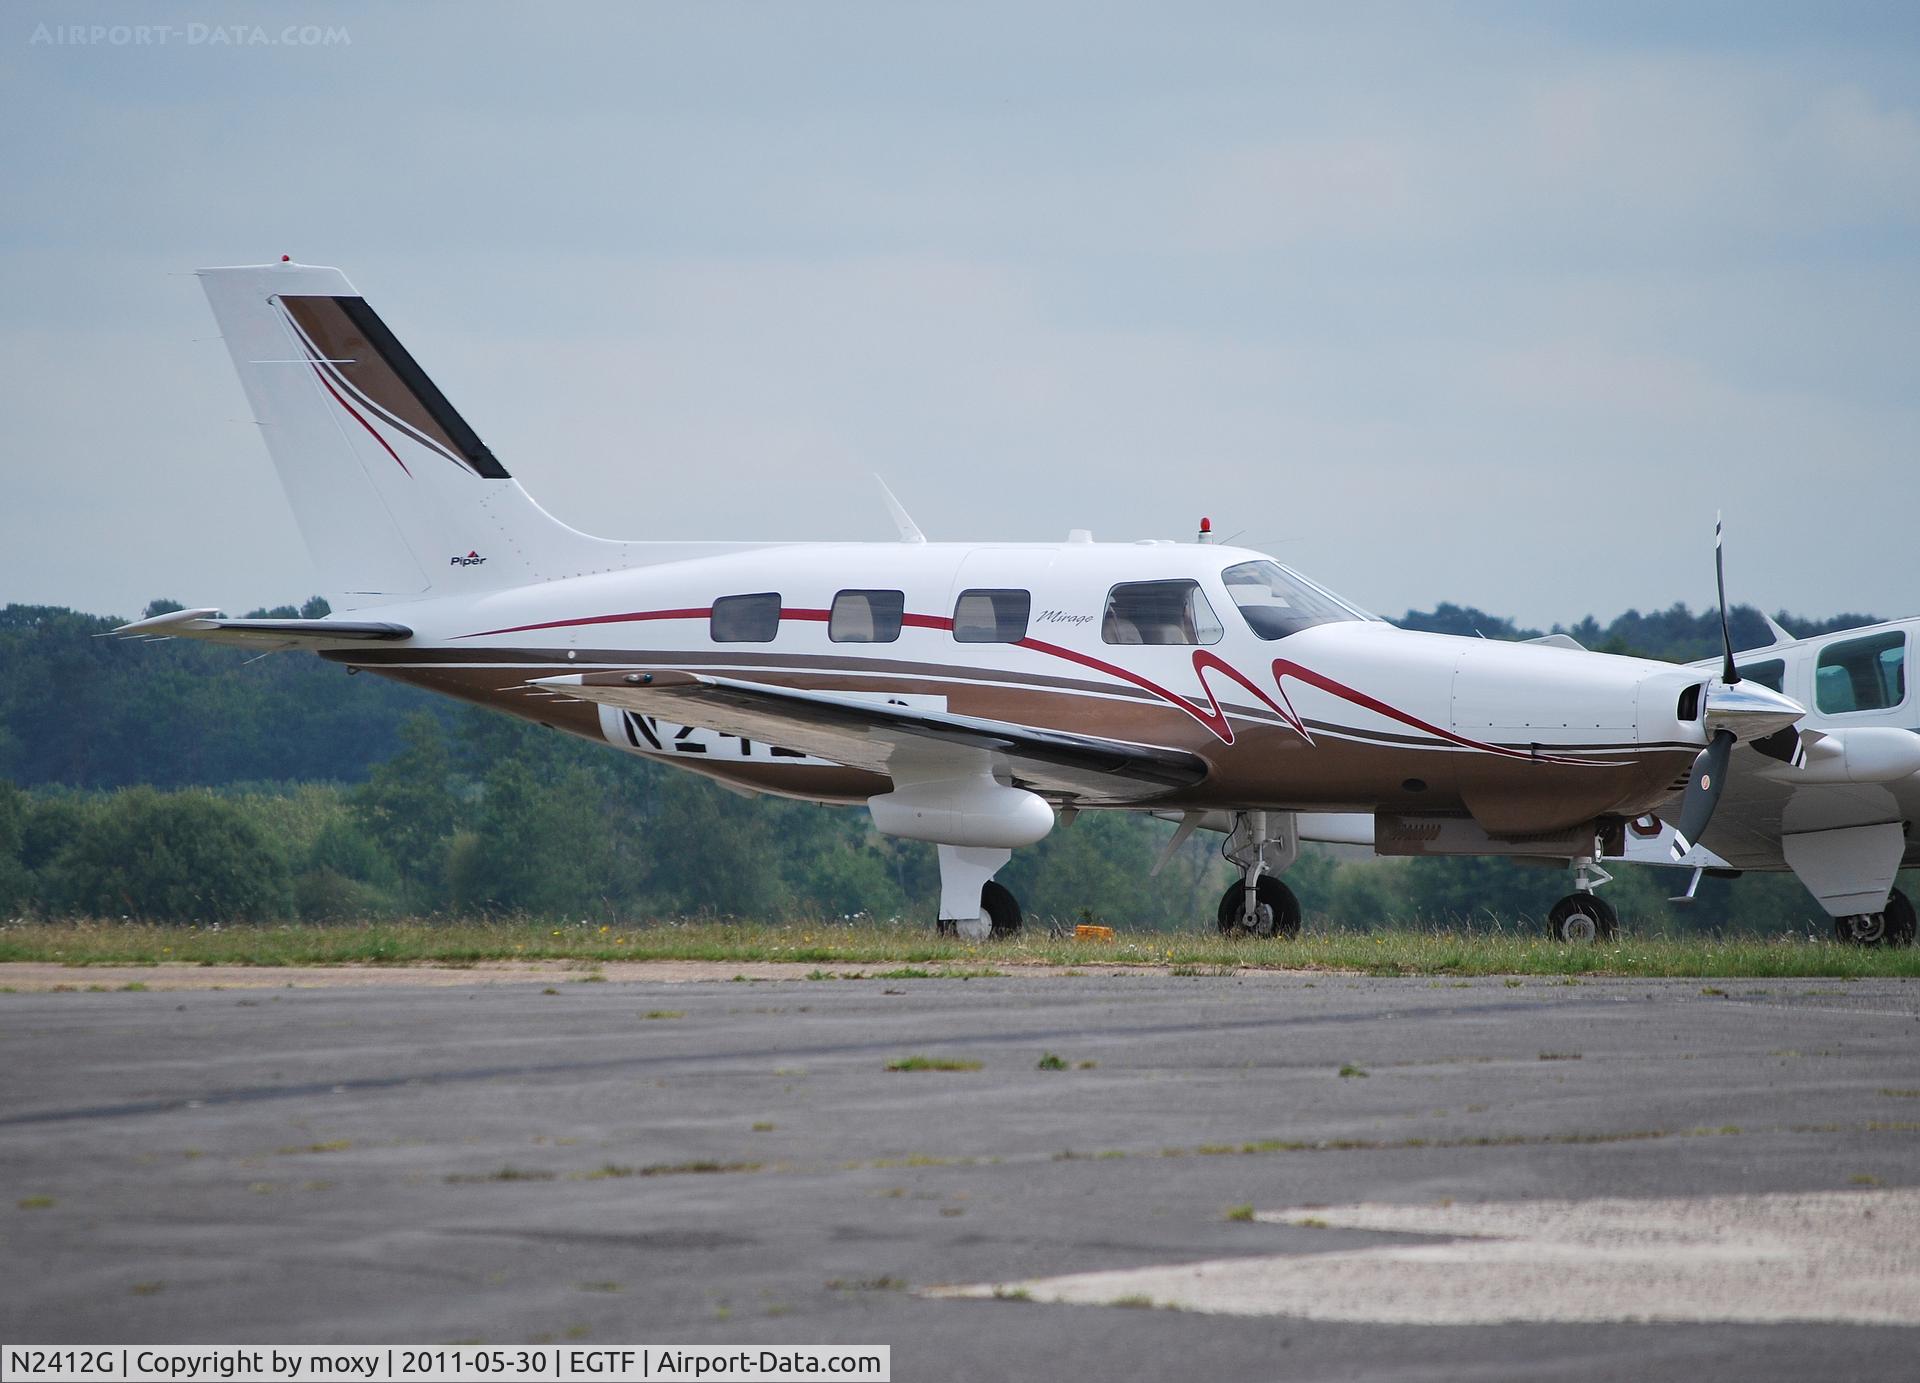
left=3, top=966, right=1918, bottom=1380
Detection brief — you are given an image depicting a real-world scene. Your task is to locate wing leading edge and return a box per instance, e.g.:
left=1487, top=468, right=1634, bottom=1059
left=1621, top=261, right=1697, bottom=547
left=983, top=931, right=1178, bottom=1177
left=535, top=669, right=1209, bottom=802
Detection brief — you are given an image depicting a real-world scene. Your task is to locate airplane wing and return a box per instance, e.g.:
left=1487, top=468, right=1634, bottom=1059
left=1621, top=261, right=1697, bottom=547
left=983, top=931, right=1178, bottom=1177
left=1663, top=729, right=1920, bottom=870
left=112, top=607, right=412, bottom=651
left=535, top=669, right=1209, bottom=802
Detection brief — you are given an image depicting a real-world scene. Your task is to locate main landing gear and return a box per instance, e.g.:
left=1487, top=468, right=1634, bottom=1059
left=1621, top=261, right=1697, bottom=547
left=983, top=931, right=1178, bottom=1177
left=1216, top=811, right=1302, bottom=939
left=937, top=881, right=1024, bottom=939
left=1833, top=887, right=1916, bottom=947
left=933, top=844, right=1023, bottom=940
left=1546, top=857, right=1618, bottom=943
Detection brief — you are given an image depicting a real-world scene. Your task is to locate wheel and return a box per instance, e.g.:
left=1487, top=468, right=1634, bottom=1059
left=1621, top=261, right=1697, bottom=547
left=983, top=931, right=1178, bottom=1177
left=935, top=883, right=1022, bottom=938
left=981, top=880, right=1022, bottom=938
left=1835, top=910, right=1891, bottom=946
left=1888, top=888, right=1917, bottom=946
left=1547, top=893, right=1616, bottom=943
left=1216, top=877, right=1301, bottom=939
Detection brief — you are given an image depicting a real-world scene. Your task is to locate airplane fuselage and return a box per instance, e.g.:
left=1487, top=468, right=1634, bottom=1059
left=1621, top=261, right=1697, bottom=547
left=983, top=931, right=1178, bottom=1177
left=325, top=539, right=1709, bottom=838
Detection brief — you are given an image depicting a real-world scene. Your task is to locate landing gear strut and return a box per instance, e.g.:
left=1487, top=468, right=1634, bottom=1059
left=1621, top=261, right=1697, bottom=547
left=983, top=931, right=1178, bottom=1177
left=1546, top=855, right=1617, bottom=942
left=933, top=844, right=1023, bottom=940
left=1834, top=887, right=1915, bottom=947
left=1216, top=811, right=1302, bottom=939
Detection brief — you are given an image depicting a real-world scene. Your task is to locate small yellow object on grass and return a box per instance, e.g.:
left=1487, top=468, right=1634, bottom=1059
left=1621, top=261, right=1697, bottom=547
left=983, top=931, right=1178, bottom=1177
left=1075, top=924, right=1115, bottom=941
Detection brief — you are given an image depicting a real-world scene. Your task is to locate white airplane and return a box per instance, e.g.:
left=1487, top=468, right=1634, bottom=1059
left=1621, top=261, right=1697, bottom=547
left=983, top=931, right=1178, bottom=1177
left=119, top=259, right=1807, bottom=939
left=1605, top=616, right=1920, bottom=944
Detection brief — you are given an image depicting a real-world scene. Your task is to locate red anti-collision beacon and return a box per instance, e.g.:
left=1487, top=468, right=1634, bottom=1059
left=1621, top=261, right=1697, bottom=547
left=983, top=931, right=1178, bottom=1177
left=1197, top=516, right=1213, bottom=544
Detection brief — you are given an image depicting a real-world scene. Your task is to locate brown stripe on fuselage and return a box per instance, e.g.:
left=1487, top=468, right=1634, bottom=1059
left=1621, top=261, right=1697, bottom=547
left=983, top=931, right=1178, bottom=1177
left=350, top=652, right=1696, bottom=833
left=327, top=644, right=1178, bottom=709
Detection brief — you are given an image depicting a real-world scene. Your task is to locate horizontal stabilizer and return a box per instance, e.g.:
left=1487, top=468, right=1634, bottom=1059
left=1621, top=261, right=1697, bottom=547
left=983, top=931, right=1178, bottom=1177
left=113, top=607, right=411, bottom=650
left=536, top=669, right=1208, bottom=802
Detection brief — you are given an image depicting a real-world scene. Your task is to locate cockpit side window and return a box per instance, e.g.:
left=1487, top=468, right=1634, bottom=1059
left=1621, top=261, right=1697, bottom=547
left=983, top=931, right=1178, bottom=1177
left=1222, top=561, right=1365, bottom=640
left=1735, top=659, right=1785, bottom=693
left=1101, top=580, right=1223, bottom=646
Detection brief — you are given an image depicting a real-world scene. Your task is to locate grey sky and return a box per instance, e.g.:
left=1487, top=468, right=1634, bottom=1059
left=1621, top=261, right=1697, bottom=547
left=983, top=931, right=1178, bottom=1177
left=4, top=2, right=1917, bottom=628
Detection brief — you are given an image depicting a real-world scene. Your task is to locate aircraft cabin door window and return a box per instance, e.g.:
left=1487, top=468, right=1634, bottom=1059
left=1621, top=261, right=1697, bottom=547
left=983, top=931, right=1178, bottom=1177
left=952, top=589, right=1031, bottom=643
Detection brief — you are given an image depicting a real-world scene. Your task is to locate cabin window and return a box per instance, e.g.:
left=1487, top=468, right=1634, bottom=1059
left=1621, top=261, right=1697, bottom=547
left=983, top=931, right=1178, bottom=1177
left=709, top=592, right=781, bottom=643
left=1222, top=560, right=1365, bottom=640
left=1736, top=659, right=1785, bottom=693
left=1101, top=580, right=1223, bottom=646
left=952, top=588, right=1030, bottom=643
left=1815, top=631, right=1905, bottom=714
left=829, top=589, right=904, bottom=643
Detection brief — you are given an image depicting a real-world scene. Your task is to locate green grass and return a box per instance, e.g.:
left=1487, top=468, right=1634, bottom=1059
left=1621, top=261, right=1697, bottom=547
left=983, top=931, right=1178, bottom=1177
left=3, top=919, right=1918, bottom=979
left=886, top=1055, right=983, bottom=1072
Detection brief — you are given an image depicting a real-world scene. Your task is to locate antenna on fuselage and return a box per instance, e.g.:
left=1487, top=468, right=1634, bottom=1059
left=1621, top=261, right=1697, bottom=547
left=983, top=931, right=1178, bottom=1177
left=873, top=475, right=927, bottom=544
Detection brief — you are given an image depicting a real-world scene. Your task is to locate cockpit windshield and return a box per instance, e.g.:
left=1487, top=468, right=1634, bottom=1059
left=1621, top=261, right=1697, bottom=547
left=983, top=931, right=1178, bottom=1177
left=1221, top=561, right=1369, bottom=641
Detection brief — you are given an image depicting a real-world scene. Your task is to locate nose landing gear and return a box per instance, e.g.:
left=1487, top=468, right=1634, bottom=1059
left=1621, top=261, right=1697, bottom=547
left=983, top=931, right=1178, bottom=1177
left=1216, top=875, right=1301, bottom=939
left=1215, top=810, right=1302, bottom=939
left=1546, top=857, right=1618, bottom=942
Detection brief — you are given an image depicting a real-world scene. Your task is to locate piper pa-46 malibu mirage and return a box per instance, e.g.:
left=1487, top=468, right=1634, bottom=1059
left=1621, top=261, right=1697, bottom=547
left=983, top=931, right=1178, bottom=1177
left=122, top=259, right=1808, bottom=938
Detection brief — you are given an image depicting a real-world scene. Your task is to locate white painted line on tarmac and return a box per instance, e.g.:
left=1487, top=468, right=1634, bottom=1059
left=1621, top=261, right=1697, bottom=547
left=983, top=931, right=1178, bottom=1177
left=931, top=1188, right=1920, bottom=1325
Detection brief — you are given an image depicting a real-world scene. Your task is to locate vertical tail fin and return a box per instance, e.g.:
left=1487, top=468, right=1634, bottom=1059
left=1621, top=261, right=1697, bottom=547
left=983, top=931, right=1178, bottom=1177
left=199, top=260, right=701, bottom=608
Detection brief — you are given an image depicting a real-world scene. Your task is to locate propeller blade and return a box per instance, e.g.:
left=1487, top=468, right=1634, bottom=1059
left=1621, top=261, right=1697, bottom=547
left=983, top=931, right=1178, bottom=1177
left=1671, top=727, right=1736, bottom=861
left=1714, top=512, right=1739, bottom=686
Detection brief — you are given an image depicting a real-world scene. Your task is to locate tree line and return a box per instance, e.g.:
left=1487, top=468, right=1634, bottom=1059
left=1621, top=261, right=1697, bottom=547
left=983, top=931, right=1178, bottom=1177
left=0, top=596, right=1898, bottom=932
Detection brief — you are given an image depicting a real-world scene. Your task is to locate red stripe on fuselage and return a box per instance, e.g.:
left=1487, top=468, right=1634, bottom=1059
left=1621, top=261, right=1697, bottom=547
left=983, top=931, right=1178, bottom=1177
left=1012, top=638, right=1312, bottom=746
left=460, top=608, right=713, bottom=639
left=1270, top=657, right=1594, bottom=767
left=451, top=604, right=1604, bottom=765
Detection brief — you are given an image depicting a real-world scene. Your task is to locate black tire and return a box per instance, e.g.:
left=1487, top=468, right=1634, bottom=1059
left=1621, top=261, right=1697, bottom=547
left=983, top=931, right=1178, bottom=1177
left=935, top=883, right=1022, bottom=938
left=981, top=880, right=1023, bottom=938
left=1888, top=888, right=1917, bottom=947
left=1547, top=893, right=1617, bottom=943
left=1216, top=877, right=1301, bottom=939
left=1835, top=910, right=1892, bottom=946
